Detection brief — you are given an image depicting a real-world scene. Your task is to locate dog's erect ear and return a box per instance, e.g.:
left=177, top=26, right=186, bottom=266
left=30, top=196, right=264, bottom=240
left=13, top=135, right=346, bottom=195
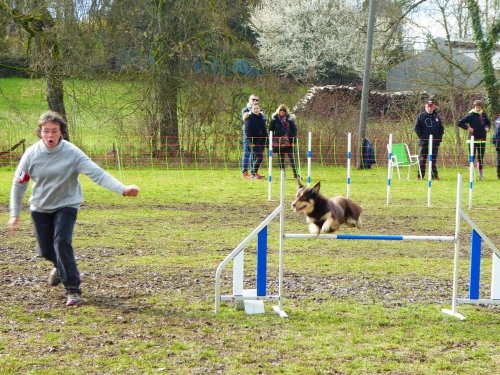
left=312, top=181, right=320, bottom=194
left=298, top=179, right=304, bottom=188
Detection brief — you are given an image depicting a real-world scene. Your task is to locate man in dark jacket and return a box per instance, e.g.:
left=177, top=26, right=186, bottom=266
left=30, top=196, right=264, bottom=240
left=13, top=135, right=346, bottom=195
left=243, top=104, right=267, bottom=179
left=457, top=100, right=491, bottom=180
left=241, top=94, right=266, bottom=179
left=414, top=99, right=445, bottom=179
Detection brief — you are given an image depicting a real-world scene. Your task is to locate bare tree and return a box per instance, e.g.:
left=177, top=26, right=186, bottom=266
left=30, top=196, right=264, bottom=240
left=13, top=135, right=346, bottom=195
left=0, top=0, right=68, bottom=130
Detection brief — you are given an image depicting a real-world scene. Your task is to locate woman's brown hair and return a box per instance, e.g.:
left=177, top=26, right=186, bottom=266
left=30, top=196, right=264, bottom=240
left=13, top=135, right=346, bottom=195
left=36, top=111, right=69, bottom=140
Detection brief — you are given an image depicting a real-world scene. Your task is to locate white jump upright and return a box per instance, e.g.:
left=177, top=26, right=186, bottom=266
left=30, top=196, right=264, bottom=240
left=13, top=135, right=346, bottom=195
left=346, top=132, right=352, bottom=198
left=216, top=172, right=498, bottom=319
left=442, top=175, right=500, bottom=320
left=215, top=170, right=287, bottom=317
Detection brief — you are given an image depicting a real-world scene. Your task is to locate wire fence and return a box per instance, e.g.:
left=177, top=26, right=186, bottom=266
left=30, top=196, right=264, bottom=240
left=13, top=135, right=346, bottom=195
left=1, top=134, right=497, bottom=171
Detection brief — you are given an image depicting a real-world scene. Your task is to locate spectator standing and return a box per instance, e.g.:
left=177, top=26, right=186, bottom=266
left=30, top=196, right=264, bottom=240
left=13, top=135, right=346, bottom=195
left=457, top=100, right=491, bottom=180
left=269, top=104, right=299, bottom=179
left=414, top=99, right=444, bottom=179
left=241, top=94, right=265, bottom=179
left=243, top=104, right=267, bottom=179
left=492, top=114, right=500, bottom=179
left=8, top=111, right=140, bottom=306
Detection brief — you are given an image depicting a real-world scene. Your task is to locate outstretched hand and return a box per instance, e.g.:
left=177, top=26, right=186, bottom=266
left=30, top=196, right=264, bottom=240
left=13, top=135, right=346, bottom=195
left=123, top=185, right=140, bottom=197
left=8, top=217, right=19, bottom=237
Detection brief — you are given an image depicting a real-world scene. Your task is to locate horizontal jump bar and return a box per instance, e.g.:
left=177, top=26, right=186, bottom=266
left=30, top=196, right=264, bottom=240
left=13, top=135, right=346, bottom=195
left=456, top=298, right=500, bottom=305
left=284, top=233, right=455, bottom=241
left=220, top=295, right=280, bottom=301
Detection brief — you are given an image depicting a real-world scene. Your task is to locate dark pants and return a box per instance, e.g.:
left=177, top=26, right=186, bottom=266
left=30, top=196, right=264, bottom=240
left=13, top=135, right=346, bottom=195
left=276, top=145, right=296, bottom=173
left=474, top=142, right=486, bottom=171
left=251, top=145, right=264, bottom=173
left=496, top=149, right=500, bottom=178
left=31, top=207, right=81, bottom=294
left=418, top=143, right=439, bottom=178
left=241, top=127, right=254, bottom=174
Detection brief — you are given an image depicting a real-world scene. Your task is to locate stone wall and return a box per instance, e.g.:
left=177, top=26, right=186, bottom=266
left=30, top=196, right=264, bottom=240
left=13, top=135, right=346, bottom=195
left=293, top=85, right=482, bottom=121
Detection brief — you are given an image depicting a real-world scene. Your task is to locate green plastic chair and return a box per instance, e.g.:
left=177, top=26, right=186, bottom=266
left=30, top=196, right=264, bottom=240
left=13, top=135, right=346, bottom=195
left=387, top=143, right=422, bottom=180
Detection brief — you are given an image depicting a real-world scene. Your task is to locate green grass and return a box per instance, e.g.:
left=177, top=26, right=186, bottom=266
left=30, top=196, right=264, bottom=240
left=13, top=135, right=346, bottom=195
left=0, top=77, right=142, bottom=151
left=0, top=166, right=499, bottom=374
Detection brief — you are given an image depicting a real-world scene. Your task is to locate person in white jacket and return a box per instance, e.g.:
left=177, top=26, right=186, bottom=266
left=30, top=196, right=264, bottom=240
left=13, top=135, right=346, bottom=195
left=8, top=111, right=140, bottom=306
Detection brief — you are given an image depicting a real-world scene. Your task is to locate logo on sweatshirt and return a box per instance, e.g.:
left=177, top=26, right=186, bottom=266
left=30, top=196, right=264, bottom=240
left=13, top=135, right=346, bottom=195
left=16, top=169, right=30, bottom=184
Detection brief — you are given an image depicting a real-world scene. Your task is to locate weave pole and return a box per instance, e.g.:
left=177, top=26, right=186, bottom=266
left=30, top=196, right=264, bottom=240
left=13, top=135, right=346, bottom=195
left=295, top=137, right=302, bottom=179
left=268, top=131, right=273, bottom=201
left=346, top=132, right=352, bottom=198
left=307, top=131, right=312, bottom=187
left=427, top=135, right=433, bottom=208
left=468, top=136, right=475, bottom=209
left=386, top=133, right=393, bottom=206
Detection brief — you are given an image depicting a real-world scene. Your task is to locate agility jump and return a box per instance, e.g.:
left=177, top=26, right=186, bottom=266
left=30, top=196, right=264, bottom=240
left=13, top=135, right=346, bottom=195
left=215, top=171, right=499, bottom=319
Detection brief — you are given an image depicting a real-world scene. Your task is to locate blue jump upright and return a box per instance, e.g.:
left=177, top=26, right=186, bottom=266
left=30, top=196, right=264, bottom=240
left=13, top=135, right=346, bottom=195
left=469, top=230, right=482, bottom=300
left=256, top=226, right=267, bottom=297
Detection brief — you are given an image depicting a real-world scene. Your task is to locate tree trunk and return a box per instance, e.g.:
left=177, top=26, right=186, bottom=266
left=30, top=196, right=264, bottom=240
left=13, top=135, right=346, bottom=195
left=46, top=74, right=66, bottom=119
left=156, top=57, right=179, bottom=157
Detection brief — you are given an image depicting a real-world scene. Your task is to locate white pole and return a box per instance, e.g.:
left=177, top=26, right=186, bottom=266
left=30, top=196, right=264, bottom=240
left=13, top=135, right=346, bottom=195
left=307, top=131, right=312, bottom=187
left=441, top=174, right=465, bottom=320
left=451, top=174, right=462, bottom=314
left=278, top=169, right=285, bottom=313
left=442, top=174, right=466, bottom=319
left=468, top=136, right=474, bottom=209
left=268, top=131, right=273, bottom=202
left=272, top=169, right=288, bottom=317
left=232, top=249, right=244, bottom=311
left=386, top=133, right=393, bottom=206
left=492, top=252, right=500, bottom=300
left=346, top=132, right=352, bottom=198
left=427, top=135, right=433, bottom=208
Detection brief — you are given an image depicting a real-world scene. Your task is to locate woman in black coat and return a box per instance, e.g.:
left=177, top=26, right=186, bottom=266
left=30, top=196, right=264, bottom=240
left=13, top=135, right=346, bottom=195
left=243, top=104, right=267, bottom=179
left=457, top=100, right=491, bottom=179
left=269, top=104, right=299, bottom=179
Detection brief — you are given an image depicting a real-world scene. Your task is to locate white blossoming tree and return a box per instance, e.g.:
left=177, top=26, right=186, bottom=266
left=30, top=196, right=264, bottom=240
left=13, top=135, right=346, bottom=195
left=250, top=0, right=403, bottom=81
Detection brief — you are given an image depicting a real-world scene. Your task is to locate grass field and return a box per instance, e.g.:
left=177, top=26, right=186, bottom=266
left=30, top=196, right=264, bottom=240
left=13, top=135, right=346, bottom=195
left=0, top=165, right=499, bottom=374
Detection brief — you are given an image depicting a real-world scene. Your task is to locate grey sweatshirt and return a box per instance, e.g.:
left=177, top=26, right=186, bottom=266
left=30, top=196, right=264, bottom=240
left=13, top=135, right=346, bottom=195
left=10, top=139, right=126, bottom=217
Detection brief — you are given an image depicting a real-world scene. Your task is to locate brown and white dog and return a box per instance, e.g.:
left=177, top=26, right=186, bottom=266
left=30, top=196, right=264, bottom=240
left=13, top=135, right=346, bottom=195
left=291, top=181, right=362, bottom=234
